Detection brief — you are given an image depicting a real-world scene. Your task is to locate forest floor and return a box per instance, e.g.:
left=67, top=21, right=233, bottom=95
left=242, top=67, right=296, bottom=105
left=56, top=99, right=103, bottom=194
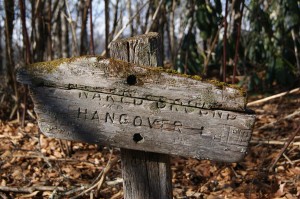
left=0, top=87, right=300, bottom=199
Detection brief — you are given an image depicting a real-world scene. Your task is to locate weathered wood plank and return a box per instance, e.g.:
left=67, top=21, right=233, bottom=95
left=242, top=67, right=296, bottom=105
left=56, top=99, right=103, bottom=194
left=17, top=56, right=246, bottom=112
left=16, top=33, right=255, bottom=162
left=29, top=86, right=255, bottom=162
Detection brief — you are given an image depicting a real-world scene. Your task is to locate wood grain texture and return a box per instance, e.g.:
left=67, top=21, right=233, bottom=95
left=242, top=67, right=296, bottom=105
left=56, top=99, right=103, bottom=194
left=28, top=86, right=254, bottom=162
left=120, top=150, right=172, bottom=199
left=16, top=33, right=255, bottom=163
left=110, top=32, right=163, bottom=66
left=110, top=32, right=172, bottom=199
left=17, top=57, right=246, bottom=112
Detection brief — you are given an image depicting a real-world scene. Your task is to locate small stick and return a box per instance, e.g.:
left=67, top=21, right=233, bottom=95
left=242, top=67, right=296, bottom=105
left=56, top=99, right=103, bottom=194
left=95, top=158, right=119, bottom=194
left=247, top=88, right=300, bottom=106
left=70, top=158, right=118, bottom=199
left=259, top=108, right=300, bottom=130
left=71, top=149, right=117, bottom=199
left=0, top=186, right=66, bottom=193
left=268, top=125, right=300, bottom=172
left=89, top=0, right=95, bottom=55
left=27, top=109, right=36, bottom=119
left=282, top=153, right=294, bottom=166
left=61, top=185, right=87, bottom=196
left=250, top=140, right=300, bottom=146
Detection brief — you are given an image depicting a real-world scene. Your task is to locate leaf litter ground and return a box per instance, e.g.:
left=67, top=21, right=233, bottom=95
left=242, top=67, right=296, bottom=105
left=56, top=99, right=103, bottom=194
left=0, top=89, right=299, bottom=198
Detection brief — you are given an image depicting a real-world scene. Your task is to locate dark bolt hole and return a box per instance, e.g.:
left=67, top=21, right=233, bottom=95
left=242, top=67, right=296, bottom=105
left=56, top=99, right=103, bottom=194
left=127, top=75, right=137, bottom=85
left=133, top=133, right=144, bottom=143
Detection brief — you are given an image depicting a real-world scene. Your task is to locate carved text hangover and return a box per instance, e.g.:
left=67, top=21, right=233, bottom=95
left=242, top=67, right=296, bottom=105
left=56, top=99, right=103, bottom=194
left=77, top=108, right=184, bottom=132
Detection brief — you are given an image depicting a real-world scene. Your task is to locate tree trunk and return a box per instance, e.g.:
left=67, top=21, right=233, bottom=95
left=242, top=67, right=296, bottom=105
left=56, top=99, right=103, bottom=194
left=52, top=0, right=63, bottom=59
left=142, top=3, right=151, bottom=33
left=31, top=0, right=47, bottom=62
left=110, top=0, right=119, bottom=41
left=231, top=0, right=242, bottom=41
left=0, top=18, right=3, bottom=73
left=80, top=0, right=89, bottom=55
left=147, top=0, right=166, bottom=63
left=169, top=0, right=176, bottom=67
left=222, top=0, right=229, bottom=82
left=19, top=2, right=30, bottom=53
left=88, top=0, right=94, bottom=55
left=60, top=1, right=69, bottom=58
left=110, top=33, right=172, bottom=199
left=126, top=0, right=134, bottom=36
left=104, top=0, right=110, bottom=56
left=45, top=0, right=53, bottom=60
left=4, top=0, right=15, bottom=85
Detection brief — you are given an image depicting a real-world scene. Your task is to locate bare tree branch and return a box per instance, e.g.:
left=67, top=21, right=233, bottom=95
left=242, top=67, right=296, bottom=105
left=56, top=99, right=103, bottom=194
left=101, top=0, right=150, bottom=56
left=64, top=0, right=79, bottom=56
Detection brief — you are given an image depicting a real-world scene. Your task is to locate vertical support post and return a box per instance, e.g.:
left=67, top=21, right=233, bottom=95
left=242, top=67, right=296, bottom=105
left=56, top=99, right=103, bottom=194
left=110, top=32, right=173, bottom=199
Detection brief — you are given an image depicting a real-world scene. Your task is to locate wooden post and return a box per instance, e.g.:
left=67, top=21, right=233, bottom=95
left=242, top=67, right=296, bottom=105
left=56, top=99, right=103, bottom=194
left=110, top=33, right=173, bottom=199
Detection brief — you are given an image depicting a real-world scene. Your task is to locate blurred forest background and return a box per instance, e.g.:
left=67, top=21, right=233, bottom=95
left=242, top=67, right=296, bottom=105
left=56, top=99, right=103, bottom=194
left=0, top=0, right=299, bottom=122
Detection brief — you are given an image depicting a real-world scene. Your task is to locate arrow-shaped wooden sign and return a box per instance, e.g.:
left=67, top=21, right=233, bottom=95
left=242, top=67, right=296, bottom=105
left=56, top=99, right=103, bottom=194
left=17, top=56, right=255, bottom=162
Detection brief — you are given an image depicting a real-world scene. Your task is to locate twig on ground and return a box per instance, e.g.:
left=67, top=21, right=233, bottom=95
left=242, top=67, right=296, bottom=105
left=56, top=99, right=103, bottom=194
left=9, top=103, right=18, bottom=120
left=0, top=192, right=9, bottom=199
left=106, top=177, right=123, bottom=186
left=21, top=86, right=28, bottom=128
left=61, top=185, right=87, bottom=196
left=111, top=190, right=123, bottom=199
left=26, top=109, right=36, bottom=119
left=0, top=92, right=6, bottom=104
left=11, top=153, right=100, bottom=167
left=0, top=185, right=90, bottom=197
left=282, top=153, right=294, bottom=166
left=96, top=158, right=119, bottom=194
left=0, top=186, right=66, bottom=193
left=71, top=149, right=119, bottom=199
left=259, top=108, right=300, bottom=130
left=268, top=125, right=300, bottom=172
left=247, top=88, right=300, bottom=106
left=250, top=140, right=300, bottom=146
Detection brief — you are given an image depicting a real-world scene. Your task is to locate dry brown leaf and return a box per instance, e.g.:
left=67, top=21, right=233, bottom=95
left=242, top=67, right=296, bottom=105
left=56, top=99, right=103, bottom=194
left=53, top=150, right=63, bottom=158
left=1, top=162, right=11, bottom=169
left=1, top=150, right=11, bottom=159
left=11, top=168, right=23, bottom=180
left=19, top=191, right=39, bottom=198
left=1, top=179, right=6, bottom=186
left=289, top=167, right=300, bottom=175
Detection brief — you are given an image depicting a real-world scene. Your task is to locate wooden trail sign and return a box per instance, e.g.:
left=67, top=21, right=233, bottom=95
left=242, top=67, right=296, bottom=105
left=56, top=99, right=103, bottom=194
left=17, top=32, right=255, bottom=199
left=17, top=49, right=255, bottom=163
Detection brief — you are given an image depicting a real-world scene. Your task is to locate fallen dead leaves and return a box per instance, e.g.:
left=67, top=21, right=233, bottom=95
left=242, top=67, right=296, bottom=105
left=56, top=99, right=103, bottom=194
left=0, top=89, right=300, bottom=198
